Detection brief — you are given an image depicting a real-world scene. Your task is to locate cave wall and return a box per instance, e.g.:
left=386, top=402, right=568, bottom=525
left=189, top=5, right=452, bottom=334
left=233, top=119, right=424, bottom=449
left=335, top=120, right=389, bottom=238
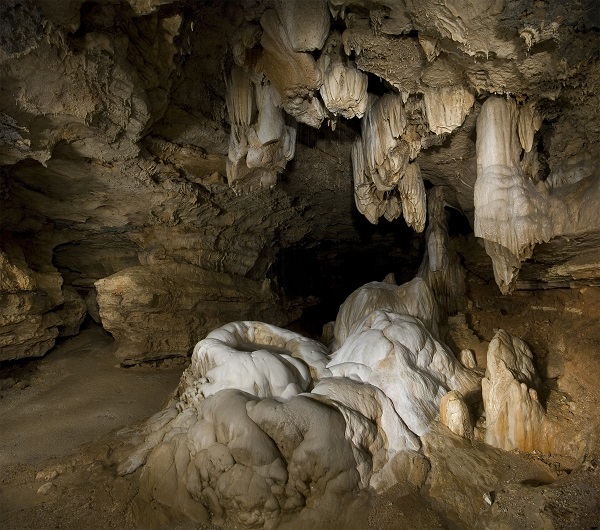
left=1, top=0, right=600, bottom=363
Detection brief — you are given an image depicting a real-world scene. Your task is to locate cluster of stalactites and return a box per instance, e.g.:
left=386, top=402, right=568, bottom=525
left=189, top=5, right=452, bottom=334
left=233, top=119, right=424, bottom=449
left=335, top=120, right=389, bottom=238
left=225, top=66, right=296, bottom=190
left=352, top=94, right=426, bottom=231
left=226, top=0, right=371, bottom=189
left=226, top=1, right=476, bottom=208
left=474, top=96, right=550, bottom=293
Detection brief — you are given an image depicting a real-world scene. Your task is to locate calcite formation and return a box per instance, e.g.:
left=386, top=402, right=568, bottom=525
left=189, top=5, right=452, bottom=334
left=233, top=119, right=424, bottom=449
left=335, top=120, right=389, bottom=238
left=422, top=85, right=475, bottom=135
left=120, top=273, right=482, bottom=526
left=331, top=274, right=439, bottom=351
left=226, top=66, right=296, bottom=189
left=318, top=33, right=369, bottom=121
left=258, top=8, right=325, bottom=128
left=439, top=390, right=473, bottom=439
left=474, top=97, right=552, bottom=293
left=417, top=187, right=466, bottom=314
left=481, top=330, right=550, bottom=453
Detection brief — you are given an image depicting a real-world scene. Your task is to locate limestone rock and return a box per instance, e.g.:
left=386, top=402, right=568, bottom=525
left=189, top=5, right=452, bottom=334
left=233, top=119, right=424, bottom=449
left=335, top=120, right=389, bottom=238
left=274, top=0, right=330, bottom=53
left=95, top=263, right=298, bottom=364
left=55, top=286, right=87, bottom=338
left=0, top=247, right=63, bottom=361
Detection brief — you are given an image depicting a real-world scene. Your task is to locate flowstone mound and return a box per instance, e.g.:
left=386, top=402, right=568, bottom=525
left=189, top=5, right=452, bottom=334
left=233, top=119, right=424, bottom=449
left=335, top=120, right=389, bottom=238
left=119, top=275, right=488, bottom=528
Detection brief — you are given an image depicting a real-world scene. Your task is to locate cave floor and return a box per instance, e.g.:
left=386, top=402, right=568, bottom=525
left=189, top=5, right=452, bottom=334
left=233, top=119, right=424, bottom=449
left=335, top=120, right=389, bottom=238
left=0, top=298, right=599, bottom=529
left=0, top=324, right=187, bottom=530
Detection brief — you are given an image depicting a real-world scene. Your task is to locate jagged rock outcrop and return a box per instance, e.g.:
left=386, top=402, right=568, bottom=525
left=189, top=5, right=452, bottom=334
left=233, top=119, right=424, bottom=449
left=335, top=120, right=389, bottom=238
left=95, top=263, right=299, bottom=364
left=0, top=245, right=85, bottom=361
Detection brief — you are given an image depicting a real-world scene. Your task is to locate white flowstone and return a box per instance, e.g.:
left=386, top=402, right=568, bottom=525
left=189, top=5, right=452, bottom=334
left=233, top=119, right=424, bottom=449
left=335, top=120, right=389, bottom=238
left=328, top=310, right=481, bottom=436
left=178, top=321, right=330, bottom=407
left=332, top=275, right=439, bottom=351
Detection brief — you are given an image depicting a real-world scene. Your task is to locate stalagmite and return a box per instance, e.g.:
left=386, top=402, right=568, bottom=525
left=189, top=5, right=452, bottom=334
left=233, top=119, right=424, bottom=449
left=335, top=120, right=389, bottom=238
left=439, top=390, right=473, bottom=439
left=422, top=85, right=475, bottom=135
left=118, top=269, right=485, bottom=527
left=417, top=187, right=466, bottom=313
left=481, top=330, right=552, bottom=453
left=399, top=162, right=427, bottom=232
left=474, top=96, right=552, bottom=293
left=331, top=275, right=439, bottom=351
left=259, top=9, right=325, bottom=128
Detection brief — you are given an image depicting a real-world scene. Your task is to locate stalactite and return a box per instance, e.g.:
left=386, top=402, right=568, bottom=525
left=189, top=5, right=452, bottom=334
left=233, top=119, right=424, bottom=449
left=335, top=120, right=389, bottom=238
left=474, top=96, right=552, bottom=293
left=318, top=33, right=368, bottom=120
left=399, top=161, right=426, bottom=233
left=517, top=100, right=542, bottom=153
left=417, top=187, right=466, bottom=313
left=352, top=136, right=387, bottom=224
left=362, top=94, right=408, bottom=191
left=259, top=8, right=325, bottom=128
left=422, top=85, right=475, bottom=135
left=225, top=66, right=296, bottom=190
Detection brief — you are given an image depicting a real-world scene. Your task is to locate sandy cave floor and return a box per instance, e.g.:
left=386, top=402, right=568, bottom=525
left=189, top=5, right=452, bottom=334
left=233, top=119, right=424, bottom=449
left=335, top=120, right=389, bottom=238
left=0, top=324, right=187, bottom=529
left=0, top=306, right=599, bottom=529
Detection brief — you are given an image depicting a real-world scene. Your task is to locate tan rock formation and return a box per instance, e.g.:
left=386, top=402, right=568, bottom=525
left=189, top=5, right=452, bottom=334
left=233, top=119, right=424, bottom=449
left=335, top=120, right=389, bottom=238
left=95, top=263, right=298, bottom=364
left=439, top=390, right=473, bottom=439
left=481, top=330, right=550, bottom=453
left=0, top=245, right=85, bottom=361
left=418, top=187, right=466, bottom=313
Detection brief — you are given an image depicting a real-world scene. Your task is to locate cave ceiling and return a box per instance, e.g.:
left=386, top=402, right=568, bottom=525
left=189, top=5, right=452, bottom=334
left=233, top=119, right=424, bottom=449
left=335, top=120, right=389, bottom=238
left=1, top=0, right=599, bottom=298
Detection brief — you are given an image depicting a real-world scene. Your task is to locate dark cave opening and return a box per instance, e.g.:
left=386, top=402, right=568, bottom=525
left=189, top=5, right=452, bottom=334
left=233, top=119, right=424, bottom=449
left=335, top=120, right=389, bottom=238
left=269, top=214, right=425, bottom=337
